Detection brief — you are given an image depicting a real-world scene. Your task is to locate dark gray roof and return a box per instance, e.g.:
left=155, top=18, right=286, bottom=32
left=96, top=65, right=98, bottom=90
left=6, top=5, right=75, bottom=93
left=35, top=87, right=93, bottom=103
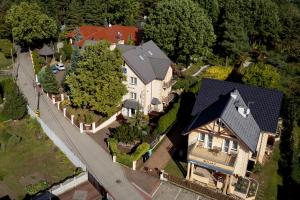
left=37, top=44, right=54, bottom=56
left=117, top=40, right=172, bottom=84
left=123, top=99, right=140, bottom=109
left=189, top=90, right=261, bottom=152
left=192, top=78, right=283, bottom=134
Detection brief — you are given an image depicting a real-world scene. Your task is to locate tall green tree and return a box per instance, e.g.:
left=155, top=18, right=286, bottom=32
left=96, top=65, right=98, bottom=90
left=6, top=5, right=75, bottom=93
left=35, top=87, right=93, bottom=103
left=218, top=0, right=249, bottom=58
left=196, top=0, right=220, bottom=25
left=5, top=2, right=57, bottom=45
left=65, top=0, right=84, bottom=30
left=144, top=0, right=215, bottom=65
left=38, top=67, right=59, bottom=94
left=65, top=41, right=127, bottom=116
left=2, top=80, right=27, bottom=120
left=0, top=0, right=12, bottom=39
left=277, top=2, right=300, bottom=62
left=83, top=0, right=107, bottom=25
left=248, top=0, right=281, bottom=48
left=242, top=63, right=280, bottom=89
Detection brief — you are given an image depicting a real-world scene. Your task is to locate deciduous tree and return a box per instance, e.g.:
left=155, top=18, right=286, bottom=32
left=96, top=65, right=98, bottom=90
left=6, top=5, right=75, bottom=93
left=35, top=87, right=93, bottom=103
left=143, top=0, right=215, bottom=65
left=38, top=67, right=59, bottom=94
left=5, top=2, right=57, bottom=45
left=242, top=63, right=280, bottom=89
left=65, top=41, right=127, bottom=116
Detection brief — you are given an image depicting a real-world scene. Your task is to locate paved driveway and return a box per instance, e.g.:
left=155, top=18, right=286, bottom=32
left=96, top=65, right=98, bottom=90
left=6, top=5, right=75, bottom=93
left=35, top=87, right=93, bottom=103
left=16, top=51, right=143, bottom=200
left=153, top=182, right=213, bottom=200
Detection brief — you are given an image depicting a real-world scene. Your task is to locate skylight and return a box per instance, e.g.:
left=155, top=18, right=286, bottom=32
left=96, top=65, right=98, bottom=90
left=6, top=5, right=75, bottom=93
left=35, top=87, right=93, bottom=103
left=148, top=50, right=153, bottom=55
left=139, top=55, right=144, bottom=60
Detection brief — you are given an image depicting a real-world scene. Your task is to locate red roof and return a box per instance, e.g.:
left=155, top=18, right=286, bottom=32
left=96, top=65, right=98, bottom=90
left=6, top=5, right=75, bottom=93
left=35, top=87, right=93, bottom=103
left=67, top=25, right=139, bottom=47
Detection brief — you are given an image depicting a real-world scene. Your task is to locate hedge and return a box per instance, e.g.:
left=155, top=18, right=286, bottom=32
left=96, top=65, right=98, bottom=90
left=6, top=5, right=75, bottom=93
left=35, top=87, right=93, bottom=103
left=202, top=66, right=233, bottom=80
left=156, top=99, right=181, bottom=134
left=108, top=138, right=150, bottom=168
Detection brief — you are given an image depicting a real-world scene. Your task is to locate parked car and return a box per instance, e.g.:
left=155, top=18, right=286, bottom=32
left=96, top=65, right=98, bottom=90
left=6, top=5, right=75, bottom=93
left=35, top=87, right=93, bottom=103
left=55, top=63, right=65, bottom=71
left=50, top=65, right=59, bottom=74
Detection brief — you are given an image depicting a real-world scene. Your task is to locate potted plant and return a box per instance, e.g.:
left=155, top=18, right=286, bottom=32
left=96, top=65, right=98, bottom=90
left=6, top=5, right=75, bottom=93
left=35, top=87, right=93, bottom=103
left=84, top=113, right=94, bottom=130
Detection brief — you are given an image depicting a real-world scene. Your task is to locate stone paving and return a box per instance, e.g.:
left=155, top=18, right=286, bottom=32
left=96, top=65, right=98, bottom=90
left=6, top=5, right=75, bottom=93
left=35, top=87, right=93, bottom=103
left=153, top=182, right=214, bottom=200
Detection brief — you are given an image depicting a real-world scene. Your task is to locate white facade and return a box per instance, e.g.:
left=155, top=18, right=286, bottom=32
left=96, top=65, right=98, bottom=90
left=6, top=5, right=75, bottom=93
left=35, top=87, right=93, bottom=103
left=121, top=62, right=173, bottom=117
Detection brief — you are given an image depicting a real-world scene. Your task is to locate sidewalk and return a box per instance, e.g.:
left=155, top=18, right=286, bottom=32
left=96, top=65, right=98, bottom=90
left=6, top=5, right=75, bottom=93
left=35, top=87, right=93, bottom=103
left=144, top=123, right=187, bottom=170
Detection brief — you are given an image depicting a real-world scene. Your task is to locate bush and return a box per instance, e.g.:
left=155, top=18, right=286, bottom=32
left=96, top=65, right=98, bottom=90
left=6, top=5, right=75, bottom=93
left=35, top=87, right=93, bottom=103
left=108, top=138, right=150, bottom=168
left=252, top=162, right=263, bottom=173
left=32, top=50, right=45, bottom=74
left=0, top=39, right=13, bottom=58
left=156, top=100, right=181, bottom=134
left=172, top=76, right=200, bottom=92
left=202, top=66, right=233, bottom=80
left=25, top=180, right=49, bottom=195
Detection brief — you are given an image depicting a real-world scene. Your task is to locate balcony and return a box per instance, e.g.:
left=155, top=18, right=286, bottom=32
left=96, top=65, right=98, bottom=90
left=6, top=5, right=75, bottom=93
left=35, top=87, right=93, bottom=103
left=188, top=142, right=237, bottom=173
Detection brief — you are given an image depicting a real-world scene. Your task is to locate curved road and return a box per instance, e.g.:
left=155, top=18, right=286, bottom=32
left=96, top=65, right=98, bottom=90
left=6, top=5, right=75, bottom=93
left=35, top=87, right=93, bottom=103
left=16, top=51, right=143, bottom=200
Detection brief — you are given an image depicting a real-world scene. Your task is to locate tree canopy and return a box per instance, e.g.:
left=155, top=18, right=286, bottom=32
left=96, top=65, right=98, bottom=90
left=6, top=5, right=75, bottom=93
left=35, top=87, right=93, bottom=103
left=202, top=66, right=233, bottom=80
left=5, top=2, right=57, bottom=45
left=38, top=67, right=60, bottom=94
left=143, top=0, right=215, bottom=65
left=242, top=63, right=280, bottom=89
left=65, top=41, right=127, bottom=116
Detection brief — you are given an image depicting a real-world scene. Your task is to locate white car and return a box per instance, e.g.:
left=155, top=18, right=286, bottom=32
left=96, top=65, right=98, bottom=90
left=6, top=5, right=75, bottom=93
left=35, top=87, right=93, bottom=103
left=55, top=63, right=65, bottom=71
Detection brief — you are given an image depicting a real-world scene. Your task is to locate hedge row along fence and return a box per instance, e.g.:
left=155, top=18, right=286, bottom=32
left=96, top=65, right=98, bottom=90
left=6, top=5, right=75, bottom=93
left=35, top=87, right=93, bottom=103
left=156, top=99, right=181, bottom=134
left=108, top=138, right=150, bottom=169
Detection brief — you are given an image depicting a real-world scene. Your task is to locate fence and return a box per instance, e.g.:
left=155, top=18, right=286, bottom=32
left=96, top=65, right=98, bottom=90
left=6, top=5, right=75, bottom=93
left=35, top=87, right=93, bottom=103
left=49, top=172, right=88, bottom=195
left=162, top=172, right=237, bottom=200
left=46, top=92, right=119, bottom=134
left=27, top=105, right=86, bottom=170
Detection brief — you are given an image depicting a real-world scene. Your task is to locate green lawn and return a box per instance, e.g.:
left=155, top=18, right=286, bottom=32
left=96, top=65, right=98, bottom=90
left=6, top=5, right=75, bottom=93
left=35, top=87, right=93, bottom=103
left=0, top=52, right=12, bottom=70
left=255, top=143, right=282, bottom=200
left=164, top=158, right=187, bottom=179
left=183, top=61, right=203, bottom=76
left=0, top=118, right=76, bottom=199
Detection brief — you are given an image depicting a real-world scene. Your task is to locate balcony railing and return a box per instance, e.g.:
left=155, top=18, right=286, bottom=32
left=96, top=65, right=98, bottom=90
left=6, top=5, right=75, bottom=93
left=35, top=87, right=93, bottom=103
left=188, top=142, right=237, bottom=170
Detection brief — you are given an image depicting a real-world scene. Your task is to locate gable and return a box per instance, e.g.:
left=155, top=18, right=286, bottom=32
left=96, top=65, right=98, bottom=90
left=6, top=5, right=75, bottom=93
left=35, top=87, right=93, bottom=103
left=192, top=78, right=283, bottom=133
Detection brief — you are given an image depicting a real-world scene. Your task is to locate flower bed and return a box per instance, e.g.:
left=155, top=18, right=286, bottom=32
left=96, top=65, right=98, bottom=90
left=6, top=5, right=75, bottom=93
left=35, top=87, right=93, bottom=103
left=108, top=138, right=150, bottom=168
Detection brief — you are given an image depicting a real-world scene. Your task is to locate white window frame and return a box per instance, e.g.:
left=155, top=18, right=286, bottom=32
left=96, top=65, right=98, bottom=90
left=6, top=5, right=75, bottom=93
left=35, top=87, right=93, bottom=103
left=130, top=92, right=137, bottom=100
left=222, top=138, right=230, bottom=153
left=230, top=140, right=238, bottom=152
left=130, top=77, right=137, bottom=85
left=123, top=67, right=127, bottom=74
left=206, top=134, right=213, bottom=149
left=198, top=133, right=205, bottom=141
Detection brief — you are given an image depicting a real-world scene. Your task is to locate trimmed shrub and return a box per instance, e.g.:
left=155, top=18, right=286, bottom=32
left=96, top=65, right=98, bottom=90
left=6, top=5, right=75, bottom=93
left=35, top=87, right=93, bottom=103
left=156, top=100, right=181, bottom=134
left=62, top=42, right=73, bottom=61
left=202, top=66, right=233, bottom=80
left=108, top=138, right=150, bottom=168
left=38, top=66, right=59, bottom=94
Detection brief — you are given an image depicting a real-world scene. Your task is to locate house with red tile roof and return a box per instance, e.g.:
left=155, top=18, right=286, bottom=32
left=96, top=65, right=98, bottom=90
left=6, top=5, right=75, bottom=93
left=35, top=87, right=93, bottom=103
left=66, top=25, right=139, bottom=50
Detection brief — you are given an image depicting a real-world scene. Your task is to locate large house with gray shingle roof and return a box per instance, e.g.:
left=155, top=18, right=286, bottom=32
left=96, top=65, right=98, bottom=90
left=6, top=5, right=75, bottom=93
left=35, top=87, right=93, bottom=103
left=185, top=78, right=282, bottom=199
left=117, top=41, right=173, bottom=117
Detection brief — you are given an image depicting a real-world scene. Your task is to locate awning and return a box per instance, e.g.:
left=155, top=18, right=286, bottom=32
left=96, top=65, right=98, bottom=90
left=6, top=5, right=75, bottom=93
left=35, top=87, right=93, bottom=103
left=189, top=160, right=234, bottom=175
left=37, top=44, right=54, bottom=56
left=123, top=99, right=141, bottom=109
left=151, top=97, right=161, bottom=105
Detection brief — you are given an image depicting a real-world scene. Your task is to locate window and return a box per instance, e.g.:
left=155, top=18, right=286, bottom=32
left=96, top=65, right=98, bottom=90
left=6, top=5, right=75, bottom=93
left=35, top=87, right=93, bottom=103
left=198, top=133, right=205, bottom=141
left=231, top=141, right=238, bottom=152
left=130, top=77, right=137, bottom=85
left=130, top=92, right=137, bottom=100
left=223, top=139, right=230, bottom=153
left=131, top=108, right=136, bottom=116
left=217, top=119, right=226, bottom=128
left=207, top=135, right=213, bottom=149
left=123, top=67, right=127, bottom=74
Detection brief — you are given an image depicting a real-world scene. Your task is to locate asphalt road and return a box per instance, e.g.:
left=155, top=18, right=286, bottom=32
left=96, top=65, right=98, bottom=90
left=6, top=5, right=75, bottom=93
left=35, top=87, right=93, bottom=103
left=15, top=51, right=143, bottom=200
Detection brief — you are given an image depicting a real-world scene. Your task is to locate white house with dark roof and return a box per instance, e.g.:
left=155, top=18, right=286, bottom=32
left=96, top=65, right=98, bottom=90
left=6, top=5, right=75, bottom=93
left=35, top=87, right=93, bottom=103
left=117, top=41, right=173, bottom=117
left=185, top=78, right=283, bottom=199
